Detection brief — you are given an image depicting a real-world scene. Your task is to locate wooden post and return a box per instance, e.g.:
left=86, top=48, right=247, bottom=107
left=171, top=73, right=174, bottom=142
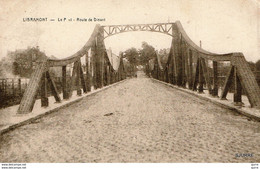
left=233, top=67, right=242, bottom=105
left=212, top=61, right=218, bottom=97
left=41, top=72, right=48, bottom=107
left=62, top=66, right=69, bottom=99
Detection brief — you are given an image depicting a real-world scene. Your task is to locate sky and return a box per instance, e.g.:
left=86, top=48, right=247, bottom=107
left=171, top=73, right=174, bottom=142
left=0, top=0, right=259, bottom=62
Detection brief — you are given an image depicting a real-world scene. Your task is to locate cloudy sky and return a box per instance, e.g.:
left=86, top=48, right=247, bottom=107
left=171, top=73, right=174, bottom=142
left=0, top=0, right=259, bottom=62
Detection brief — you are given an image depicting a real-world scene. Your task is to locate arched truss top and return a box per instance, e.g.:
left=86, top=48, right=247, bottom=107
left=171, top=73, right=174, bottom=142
left=102, top=23, right=176, bottom=39
left=47, top=21, right=235, bottom=68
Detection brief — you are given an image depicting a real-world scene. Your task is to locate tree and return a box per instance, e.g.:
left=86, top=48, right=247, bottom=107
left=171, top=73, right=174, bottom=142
left=158, top=48, right=170, bottom=67
left=256, top=59, right=260, bottom=71
left=0, top=46, right=60, bottom=78
left=122, top=47, right=139, bottom=76
left=247, top=61, right=256, bottom=71
left=139, top=41, right=156, bottom=65
left=6, top=47, right=46, bottom=78
left=123, top=47, right=139, bottom=66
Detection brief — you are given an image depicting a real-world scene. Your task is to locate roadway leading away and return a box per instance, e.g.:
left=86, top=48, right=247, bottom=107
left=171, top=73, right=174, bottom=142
left=0, top=72, right=259, bottom=162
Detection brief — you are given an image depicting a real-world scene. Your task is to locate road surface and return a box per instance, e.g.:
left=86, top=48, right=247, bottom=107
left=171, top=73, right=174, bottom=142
left=0, top=72, right=259, bottom=162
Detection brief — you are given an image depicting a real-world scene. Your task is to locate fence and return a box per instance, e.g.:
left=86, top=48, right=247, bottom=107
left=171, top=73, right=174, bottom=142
left=0, top=76, right=84, bottom=109
left=0, top=78, right=29, bottom=108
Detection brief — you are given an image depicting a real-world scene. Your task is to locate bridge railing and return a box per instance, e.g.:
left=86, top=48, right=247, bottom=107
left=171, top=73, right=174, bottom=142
left=17, top=25, right=126, bottom=114
left=148, top=21, right=260, bottom=109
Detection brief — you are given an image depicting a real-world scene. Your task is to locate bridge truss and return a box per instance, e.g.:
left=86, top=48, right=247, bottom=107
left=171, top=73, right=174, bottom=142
left=148, top=21, right=260, bottom=109
left=17, top=21, right=260, bottom=113
left=18, top=24, right=126, bottom=113
left=102, top=23, right=175, bottom=38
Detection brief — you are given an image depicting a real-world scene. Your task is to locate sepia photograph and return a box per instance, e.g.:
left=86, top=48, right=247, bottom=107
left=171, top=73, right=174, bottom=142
left=0, top=0, right=259, bottom=168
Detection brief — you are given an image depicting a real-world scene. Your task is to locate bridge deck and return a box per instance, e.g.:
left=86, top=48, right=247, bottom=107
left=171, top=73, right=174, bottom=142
left=0, top=74, right=260, bottom=162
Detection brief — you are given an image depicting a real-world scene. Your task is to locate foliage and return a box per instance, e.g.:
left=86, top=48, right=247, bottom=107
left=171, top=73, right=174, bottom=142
left=123, top=47, right=139, bottom=66
left=139, top=42, right=156, bottom=65
left=247, top=61, right=256, bottom=71
left=158, top=48, right=170, bottom=66
left=0, top=47, right=47, bottom=78
left=0, top=46, right=61, bottom=78
left=122, top=42, right=170, bottom=72
left=256, top=59, right=260, bottom=71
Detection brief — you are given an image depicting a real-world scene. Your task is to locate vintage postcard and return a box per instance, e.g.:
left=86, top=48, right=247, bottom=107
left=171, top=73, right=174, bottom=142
left=0, top=0, right=259, bottom=168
